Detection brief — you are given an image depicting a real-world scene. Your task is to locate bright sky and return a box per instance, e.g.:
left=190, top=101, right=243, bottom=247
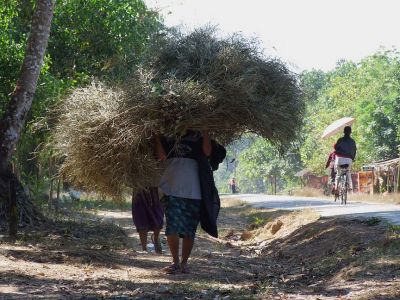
left=145, top=0, right=400, bottom=72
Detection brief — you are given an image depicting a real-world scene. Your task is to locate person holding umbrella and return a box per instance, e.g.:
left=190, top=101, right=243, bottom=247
left=334, top=126, right=357, bottom=192
left=321, top=117, right=356, bottom=194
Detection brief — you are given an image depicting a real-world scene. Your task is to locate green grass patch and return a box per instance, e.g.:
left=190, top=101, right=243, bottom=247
left=362, top=217, right=382, bottom=226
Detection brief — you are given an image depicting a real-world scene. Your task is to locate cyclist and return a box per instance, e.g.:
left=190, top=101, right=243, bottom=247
left=334, top=126, right=357, bottom=193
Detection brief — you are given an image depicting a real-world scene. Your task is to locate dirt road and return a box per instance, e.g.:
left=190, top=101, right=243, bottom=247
left=1, top=199, right=399, bottom=299
left=0, top=203, right=270, bottom=299
left=223, top=194, right=400, bottom=224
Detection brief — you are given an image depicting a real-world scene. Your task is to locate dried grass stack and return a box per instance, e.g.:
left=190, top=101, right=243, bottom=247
left=54, top=27, right=304, bottom=199
left=54, top=82, right=161, bottom=198
left=148, top=28, right=304, bottom=144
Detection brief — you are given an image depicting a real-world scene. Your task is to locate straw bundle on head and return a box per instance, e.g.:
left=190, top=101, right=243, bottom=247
left=54, top=27, right=304, bottom=198
left=148, top=27, right=304, bottom=145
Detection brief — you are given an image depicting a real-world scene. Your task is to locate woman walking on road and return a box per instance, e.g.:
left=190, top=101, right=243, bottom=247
left=131, top=187, right=164, bottom=254
left=154, top=130, right=225, bottom=274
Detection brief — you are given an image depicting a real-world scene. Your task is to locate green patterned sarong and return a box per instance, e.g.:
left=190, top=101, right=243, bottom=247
left=161, top=195, right=201, bottom=240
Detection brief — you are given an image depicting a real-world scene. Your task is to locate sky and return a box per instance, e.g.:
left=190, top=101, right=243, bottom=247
left=145, top=0, right=400, bottom=72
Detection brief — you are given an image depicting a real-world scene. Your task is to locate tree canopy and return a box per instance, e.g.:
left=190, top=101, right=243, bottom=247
left=300, top=50, right=400, bottom=174
left=215, top=50, right=400, bottom=193
left=0, top=0, right=163, bottom=201
left=2, top=1, right=400, bottom=197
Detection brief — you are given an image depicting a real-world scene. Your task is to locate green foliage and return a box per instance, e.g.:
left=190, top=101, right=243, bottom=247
left=49, top=0, right=163, bottom=79
left=300, top=50, right=400, bottom=174
left=214, top=134, right=258, bottom=193
left=217, top=51, right=400, bottom=193
left=363, top=217, right=382, bottom=226
left=0, top=0, right=164, bottom=204
left=237, top=137, right=302, bottom=193
left=214, top=135, right=302, bottom=193
left=250, top=216, right=266, bottom=228
left=388, top=225, right=400, bottom=241
left=3, top=0, right=400, bottom=200
left=0, top=0, right=28, bottom=116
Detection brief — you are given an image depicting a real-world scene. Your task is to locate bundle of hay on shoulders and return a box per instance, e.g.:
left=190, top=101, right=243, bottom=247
left=54, top=27, right=304, bottom=199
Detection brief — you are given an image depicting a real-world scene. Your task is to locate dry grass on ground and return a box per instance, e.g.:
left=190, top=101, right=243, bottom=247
left=290, top=187, right=400, bottom=205
left=219, top=199, right=400, bottom=300
left=349, top=192, right=400, bottom=205
left=290, top=187, right=326, bottom=198
left=220, top=197, right=247, bottom=208
left=0, top=198, right=399, bottom=299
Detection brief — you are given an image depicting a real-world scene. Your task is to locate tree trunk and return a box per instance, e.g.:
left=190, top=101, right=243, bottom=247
left=0, top=0, right=55, bottom=232
left=8, top=175, right=17, bottom=240
left=0, top=169, right=44, bottom=227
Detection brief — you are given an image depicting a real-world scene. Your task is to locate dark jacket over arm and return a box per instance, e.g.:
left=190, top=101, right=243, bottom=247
left=335, top=137, right=357, bottom=160
left=197, top=140, right=226, bottom=238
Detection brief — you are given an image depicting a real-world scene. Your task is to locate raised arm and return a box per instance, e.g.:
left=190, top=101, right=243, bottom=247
left=153, top=134, right=167, bottom=161
left=202, top=130, right=212, bottom=157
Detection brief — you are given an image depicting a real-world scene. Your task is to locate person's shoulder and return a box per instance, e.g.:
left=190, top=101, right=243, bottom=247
left=336, top=137, right=344, bottom=143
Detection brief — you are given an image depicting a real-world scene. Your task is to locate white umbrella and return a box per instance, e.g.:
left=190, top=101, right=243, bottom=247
left=321, top=117, right=355, bottom=139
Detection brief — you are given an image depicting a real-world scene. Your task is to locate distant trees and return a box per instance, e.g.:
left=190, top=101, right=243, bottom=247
left=214, top=135, right=302, bottom=194
left=300, top=50, right=400, bottom=174
left=2, top=1, right=399, bottom=201
left=215, top=50, right=400, bottom=193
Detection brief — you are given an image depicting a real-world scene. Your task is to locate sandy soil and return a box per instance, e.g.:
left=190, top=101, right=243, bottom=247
left=0, top=199, right=399, bottom=299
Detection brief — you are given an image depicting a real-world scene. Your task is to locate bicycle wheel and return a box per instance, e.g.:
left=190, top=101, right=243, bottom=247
left=334, top=185, right=339, bottom=202
left=338, top=176, right=346, bottom=205
left=340, top=177, right=348, bottom=205
left=343, top=181, right=348, bottom=205
left=340, top=190, right=346, bottom=205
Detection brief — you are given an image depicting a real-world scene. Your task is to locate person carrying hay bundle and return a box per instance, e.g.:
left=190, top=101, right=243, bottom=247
left=53, top=28, right=302, bottom=273
left=154, top=130, right=225, bottom=274
left=53, top=28, right=304, bottom=203
left=131, top=187, right=164, bottom=253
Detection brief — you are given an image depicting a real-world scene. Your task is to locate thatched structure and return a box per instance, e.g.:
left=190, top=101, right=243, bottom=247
left=54, top=28, right=304, bottom=198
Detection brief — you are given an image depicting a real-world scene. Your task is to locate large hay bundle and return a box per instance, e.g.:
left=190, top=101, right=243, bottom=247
left=148, top=28, right=304, bottom=143
left=54, top=28, right=304, bottom=198
left=54, top=82, right=160, bottom=198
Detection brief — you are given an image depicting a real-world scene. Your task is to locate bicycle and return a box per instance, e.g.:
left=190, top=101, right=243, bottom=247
left=335, top=164, right=349, bottom=205
left=325, top=171, right=336, bottom=197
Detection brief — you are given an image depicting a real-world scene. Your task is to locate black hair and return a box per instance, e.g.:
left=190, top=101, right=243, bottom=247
left=182, top=129, right=201, bottom=137
left=344, top=126, right=352, bottom=137
left=185, top=129, right=197, bottom=136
